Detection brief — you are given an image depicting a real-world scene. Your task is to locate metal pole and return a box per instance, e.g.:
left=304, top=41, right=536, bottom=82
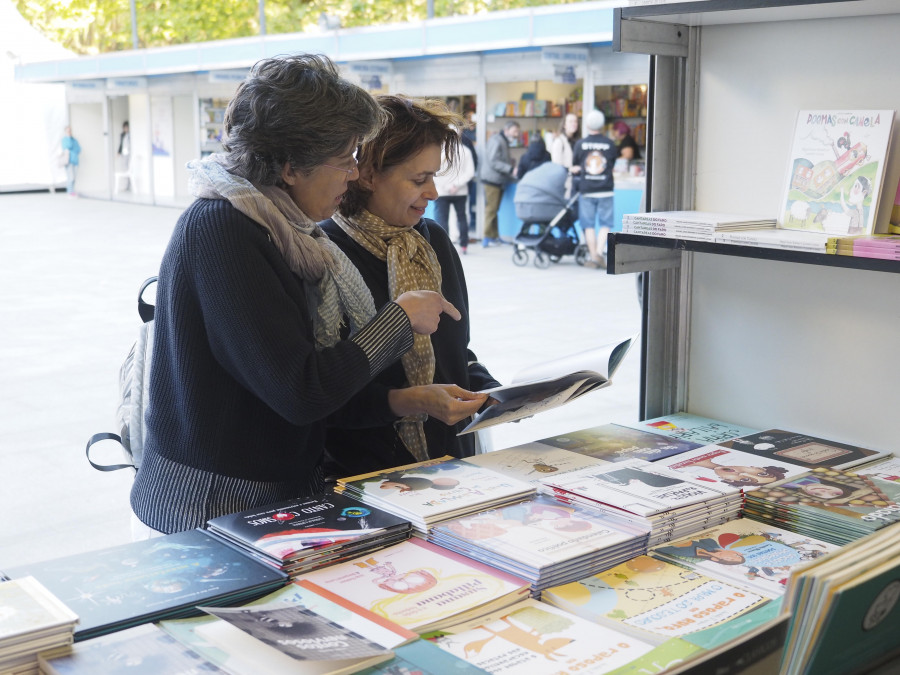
left=129, top=0, right=138, bottom=49
left=259, top=0, right=266, bottom=35
left=427, top=0, right=434, bottom=19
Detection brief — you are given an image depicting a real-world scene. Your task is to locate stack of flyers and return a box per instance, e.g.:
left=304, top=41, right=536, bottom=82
left=538, top=459, right=743, bottom=547
left=743, top=467, right=900, bottom=545
left=206, top=491, right=412, bottom=578
left=334, top=456, right=535, bottom=535
left=427, top=494, right=649, bottom=595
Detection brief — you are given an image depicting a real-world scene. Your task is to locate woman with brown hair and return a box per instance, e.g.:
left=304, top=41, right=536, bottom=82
left=321, top=96, right=500, bottom=478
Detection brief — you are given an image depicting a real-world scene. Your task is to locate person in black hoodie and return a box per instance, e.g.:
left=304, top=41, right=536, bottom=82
left=321, top=95, right=500, bottom=479
left=515, top=136, right=551, bottom=180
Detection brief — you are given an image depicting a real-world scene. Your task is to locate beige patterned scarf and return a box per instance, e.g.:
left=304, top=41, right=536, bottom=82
left=187, top=154, right=376, bottom=348
left=332, top=210, right=442, bottom=461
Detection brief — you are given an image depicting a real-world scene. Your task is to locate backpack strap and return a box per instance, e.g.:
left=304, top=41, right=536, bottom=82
left=138, top=276, right=157, bottom=324
left=85, top=432, right=136, bottom=472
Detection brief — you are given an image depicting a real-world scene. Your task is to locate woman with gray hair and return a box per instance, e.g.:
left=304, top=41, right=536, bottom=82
left=130, top=55, right=459, bottom=536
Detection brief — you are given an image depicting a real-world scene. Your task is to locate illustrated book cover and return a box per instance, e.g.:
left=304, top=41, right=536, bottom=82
left=535, top=422, right=703, bottom=463
left=206, top=490, right=411, bottom=565
left=718, top=428, right=890, bottom=471
left=542, top=555, right=769, bottom=648
left=650, top=518, right=838, bottom=598
left=461, top=442, right=609, bottom=484
left=778, top=110, right=894, bottom=235
left=39, top=622, right=226, bottom=675
left=459, top=334, right=637, bottom=434
left=196, top=603, right=393, bottom=674
left=655, top=444, right=808, bottom=489
left=294, top=538, right=530, bottom=634
left=620, top=412, right=760, bottom=446
left=430, top=597, right=656, bottom=674
left=2, top=528, right=288, bottom=641
left=0, top=575, right=78, bottom=644
left=335, top=456, right=535, bottom=533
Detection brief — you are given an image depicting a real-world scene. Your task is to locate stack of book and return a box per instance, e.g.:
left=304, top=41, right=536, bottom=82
left=2, top=529, right=288, bottom=641
left=620, top=411, right=760, bottom=446
left=334, top=456, right=535, bottom=535
left=622, top=211, right=776, bottom=242
left=825, top=233, right=900, bottom=259
left=542, top=555, right=773, bottom=655
left=0, top=576, right=78, bottom=675
left=654, top=444, right=810, bottom=490
left=205, top=491, right=412, bottom=579
left=427, top=494, right=649, bottom=596
left=713, top=228, right=831, bottom=252
left=780, top=524, right=900, bottom=675
left=537, top=459, right=743, bottom=547
left=295, top=538, right=531, bottom=635
left=462, top=443, right=608, bottom=484
left=743, top=467, right=900, bottom=546
left=649, top=518, right=838, bottom=599
left=532, top=422, right=703, bottom=464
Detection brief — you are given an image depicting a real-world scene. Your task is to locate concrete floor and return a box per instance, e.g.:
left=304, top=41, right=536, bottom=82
left=0, top=192, right=642, bottom=570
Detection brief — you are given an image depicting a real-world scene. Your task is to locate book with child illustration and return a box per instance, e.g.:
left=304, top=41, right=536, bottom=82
left=778, top=110, right=894, bottom=236
left=459, top=334, right=638, bottom=434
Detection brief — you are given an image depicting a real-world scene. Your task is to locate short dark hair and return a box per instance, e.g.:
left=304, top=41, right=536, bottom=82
left=340, top=95, right=464, bottom=217
left=222, top=53, right=384, bottom=185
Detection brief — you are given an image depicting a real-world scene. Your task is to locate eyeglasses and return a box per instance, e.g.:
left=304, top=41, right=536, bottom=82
left=321, top=148, right=359, bottom=176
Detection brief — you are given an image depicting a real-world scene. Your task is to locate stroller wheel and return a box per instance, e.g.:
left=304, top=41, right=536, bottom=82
left=574, top=244, right=590, bottom=266
left=548, top=254, right=562, bottom=263
left=512, top=249, right=529, bottom=267
left=534, top=251, right=551, bottom=269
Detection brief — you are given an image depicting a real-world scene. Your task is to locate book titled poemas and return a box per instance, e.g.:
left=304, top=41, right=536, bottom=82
left=779, top=110, right=894, bottom=236
left=459, top=335, right=637, bottom=434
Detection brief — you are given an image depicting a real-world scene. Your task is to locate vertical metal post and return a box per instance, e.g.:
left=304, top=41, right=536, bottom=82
left=129, top=0, right=139, bottom=49
left=259, top=0, right=266, bottom=35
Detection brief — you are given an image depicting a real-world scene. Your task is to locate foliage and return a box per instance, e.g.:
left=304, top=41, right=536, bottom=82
left=16, top=0, right=579, bottom=55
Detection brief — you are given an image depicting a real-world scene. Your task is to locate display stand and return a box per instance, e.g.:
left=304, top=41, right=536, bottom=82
left=610, top=1, right=900, bottom=672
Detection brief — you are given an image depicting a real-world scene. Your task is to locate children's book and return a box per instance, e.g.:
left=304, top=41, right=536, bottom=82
left=850, top=454, right=900, bottom=483
left=459, top=335, right=638, bottom=434
left=196, top=604, right=394, bottom=674
left=620, top=412, right=759, bottom=446
left=719, top=428, right=890, bottom=470
left=335, top=456, right=535, bottom=533
left=2, top=528, right=288, bottom=641
left=0, top=576, right=78, bottom=645
left=655, top=444, right=808, bottom=489
left=206, top=491, right=411, bottom=569
left=39, top=623, right=227, bottom=674
left=650, top=518, right=838, bottom=598
left=890, top=175, right=900, bottom=234
left=431, top=597, right=656, bottom=674
left=355, top=638, right=491, bottom=674
left=536, top=423, right=703, bottom=463
left=778, top=110, right=894, bottom=235
left=461, top=443, right=609, bottom=484
left=542, top=555, right=769, bottom=648
left=295, top=539, right=530, bottom=634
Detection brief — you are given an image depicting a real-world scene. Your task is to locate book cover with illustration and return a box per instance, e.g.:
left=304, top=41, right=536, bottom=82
left=39, top=623, right=227, bottom=675
left=428, top=495, right=648, bottom=587
left=743, top=468, right=900, bottom=545
left=431, top=598, right=656, bottom=674
left=621, top=412, right=759, bottom=446
left=536, top=423, right=703, bottom=463
left=650, top=519, right=838, bottom=597
left=335, top=456, right=535, bottom=533
left=778, top=110, right=894, bottom=235
left=538, top=459, right=739, bottom=519
left=542, top=555, right=768, bottom=648
left=462, top=443, right=609, bottom=484
left=851, top=455, right=900, bottom=483
left=0, top=575, right=78, bottom=644
left=719, top=429, right=890, bottom=470
left=206, top=491, right=411, bottom=565
left=295, top=539, right=529, bottom=634
left=2, top=528, right=288, bottom=641
left=197, top=604, right=393, bottom=673
left=655, top=445, right=808, bottom=489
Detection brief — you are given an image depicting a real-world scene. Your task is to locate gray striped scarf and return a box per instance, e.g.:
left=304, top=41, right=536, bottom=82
left=187, top=155, right=375, bottom=347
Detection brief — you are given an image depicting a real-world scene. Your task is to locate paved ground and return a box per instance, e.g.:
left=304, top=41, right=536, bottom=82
left=0, top=192, right=642, bottom=570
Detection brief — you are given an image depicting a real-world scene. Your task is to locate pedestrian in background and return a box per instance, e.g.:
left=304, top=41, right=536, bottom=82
left=434, top=132, right=476, bottom=254
left=60, top=126, right=81, bottom=198
left=479, top=120, right=519, bottom=247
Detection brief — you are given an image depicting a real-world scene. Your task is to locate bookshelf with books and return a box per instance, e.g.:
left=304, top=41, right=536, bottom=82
left=611, top=2, right=900, bottom=673
left=199, top=98, right=229, bottom=157
left=484, top=80, right=582, bottom=153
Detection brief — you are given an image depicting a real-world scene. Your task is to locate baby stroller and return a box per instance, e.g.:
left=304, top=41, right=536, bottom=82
left=512, top=162, right=589, bottom=269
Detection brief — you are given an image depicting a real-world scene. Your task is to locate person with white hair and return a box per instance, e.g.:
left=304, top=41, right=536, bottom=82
left=571, top=109, right=618, bottom=269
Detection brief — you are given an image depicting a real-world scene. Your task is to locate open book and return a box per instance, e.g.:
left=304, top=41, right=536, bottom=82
left=459, top=334, right=637, bottom=435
